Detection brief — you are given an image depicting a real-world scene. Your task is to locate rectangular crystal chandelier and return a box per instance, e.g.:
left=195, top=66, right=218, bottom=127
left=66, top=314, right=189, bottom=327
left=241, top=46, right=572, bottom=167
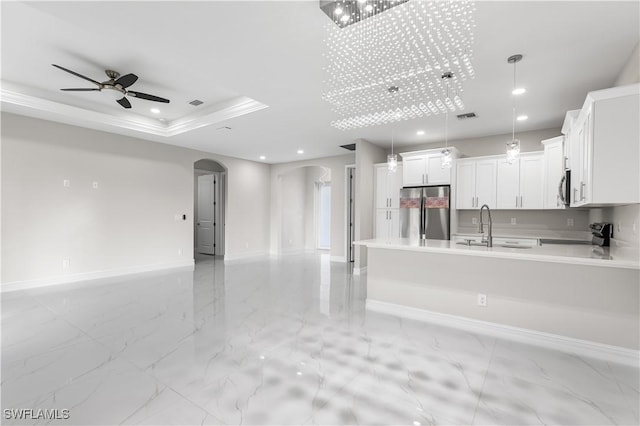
left=321, top=0, right=476, bottom=130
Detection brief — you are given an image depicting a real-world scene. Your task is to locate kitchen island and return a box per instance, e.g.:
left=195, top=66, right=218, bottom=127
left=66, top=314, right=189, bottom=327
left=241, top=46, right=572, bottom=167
left=355, top=238, right=639, bottom=363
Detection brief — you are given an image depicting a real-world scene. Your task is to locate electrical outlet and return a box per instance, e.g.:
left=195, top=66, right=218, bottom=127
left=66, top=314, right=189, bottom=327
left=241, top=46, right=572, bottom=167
left=477, top=293, right=487, bottom=307
left=63, top=179, right=70, bottom=188
left=567, top=218, right=574, bottom=227
left=511, top=217, right=517, bottom=225
left=92, top=181, right=99, bottom=189
left=62, top=257, right=70, bottom=269
left=471, top=217, right=478, bottom=225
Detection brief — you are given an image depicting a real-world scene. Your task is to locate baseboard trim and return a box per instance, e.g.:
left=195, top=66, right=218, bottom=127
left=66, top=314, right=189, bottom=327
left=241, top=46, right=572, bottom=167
left=1, top=260, right=195, bottom=293
left=353, top=266, right=368, bottom=276
left=366, top=299, right=639, bottom=367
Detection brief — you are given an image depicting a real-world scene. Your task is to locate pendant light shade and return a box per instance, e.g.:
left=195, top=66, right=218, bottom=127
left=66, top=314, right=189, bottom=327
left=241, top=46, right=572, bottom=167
left=388, top=127, right=397, bottom=173
left=506, top=54, right=523, bottom=164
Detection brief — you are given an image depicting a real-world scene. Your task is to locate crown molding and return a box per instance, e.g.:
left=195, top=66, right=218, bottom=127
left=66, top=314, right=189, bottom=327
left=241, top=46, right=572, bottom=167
left=0, top=85, right=268, bottom=138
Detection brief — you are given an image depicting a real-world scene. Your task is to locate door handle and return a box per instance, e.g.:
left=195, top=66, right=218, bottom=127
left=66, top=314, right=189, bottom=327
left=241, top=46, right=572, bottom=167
left=471, top=196, right=474, bottom=208
left=580, top=182, right=586, bottom=200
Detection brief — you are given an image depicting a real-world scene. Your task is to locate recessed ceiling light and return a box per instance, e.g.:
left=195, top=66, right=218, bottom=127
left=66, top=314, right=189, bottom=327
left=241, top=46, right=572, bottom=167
left=517, top=115, right=528, bottom=121
left=150, top=108, right=160, bottom=114
left=512, top=88, right=526, bottom=95
left=416, top=130, right=425, bottom=136
left=259, top=155, right=266, bottom=160
left=297, top=149, right=304, bottom=154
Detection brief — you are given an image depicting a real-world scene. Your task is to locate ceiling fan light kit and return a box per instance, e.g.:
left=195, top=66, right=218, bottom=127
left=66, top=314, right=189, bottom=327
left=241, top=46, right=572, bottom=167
left=52, top=64, right=170, bottom=109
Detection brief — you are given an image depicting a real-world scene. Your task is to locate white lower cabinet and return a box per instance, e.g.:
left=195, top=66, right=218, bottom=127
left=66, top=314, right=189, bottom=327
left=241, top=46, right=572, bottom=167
left=496, top=152, right=543, bottom=209
left=375, top=209, right=399, bottom=239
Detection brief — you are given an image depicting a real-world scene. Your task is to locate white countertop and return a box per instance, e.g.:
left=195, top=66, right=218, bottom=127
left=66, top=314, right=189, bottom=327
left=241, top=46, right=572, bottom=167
left=355, top=238, right=640, bottom=270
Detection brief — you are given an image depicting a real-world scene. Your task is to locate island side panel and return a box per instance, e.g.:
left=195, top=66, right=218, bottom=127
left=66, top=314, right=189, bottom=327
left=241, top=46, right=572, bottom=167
left=367, top=247, right=640, bottom=350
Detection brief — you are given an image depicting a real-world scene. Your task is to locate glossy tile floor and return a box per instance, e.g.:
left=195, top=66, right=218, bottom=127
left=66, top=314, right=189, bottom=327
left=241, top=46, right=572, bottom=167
left=2, top=253, right=638, bottom=425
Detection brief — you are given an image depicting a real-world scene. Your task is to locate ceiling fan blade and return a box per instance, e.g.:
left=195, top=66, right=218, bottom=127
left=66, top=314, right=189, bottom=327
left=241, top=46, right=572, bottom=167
left=127, top=91, right=170, bottom=103
left=116, top=97, right=132, bottom=109
left=115, top=73, right=138, bottom=88
left=61, top=88, right=101, bottom=91
left=52, top=64, right=102, bottom=86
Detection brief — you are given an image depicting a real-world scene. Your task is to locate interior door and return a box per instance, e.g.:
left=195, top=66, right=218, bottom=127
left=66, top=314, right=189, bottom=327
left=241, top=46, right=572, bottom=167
left=197, top=174, right=215, bottom=255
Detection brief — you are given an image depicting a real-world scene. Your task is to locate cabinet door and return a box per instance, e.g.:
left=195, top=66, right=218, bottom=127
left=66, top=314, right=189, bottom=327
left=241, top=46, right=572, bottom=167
left=375, top=166, right=389, bottom=209
left=426, top=154, right=450, bottom=185
left=578, top=108, right=592, bottom=204
left=496, top=160, right=519, bottom=209
left=388, top=209, right=400, bottom=238
left=402, top=156, right=426, bottom=186
left=375, top=209, right=389, bottom=238
left=388, top=165, right=403, bottom=209
left=456, top=161, right=476, bottom=209
left=475, top=159, right=498, bottom=208
left=519, top=154, right=544, bottom=209
left=543, top=140, right=564, bottom=209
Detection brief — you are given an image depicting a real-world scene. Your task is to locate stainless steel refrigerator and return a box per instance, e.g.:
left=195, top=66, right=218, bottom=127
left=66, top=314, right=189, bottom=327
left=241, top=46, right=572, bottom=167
left=399, top=186, right=450, bottom=240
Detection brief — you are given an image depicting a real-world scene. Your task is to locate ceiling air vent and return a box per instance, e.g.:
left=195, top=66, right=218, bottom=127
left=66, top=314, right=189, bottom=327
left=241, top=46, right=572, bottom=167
left=340, top=143, right=356, bottom=151
left=457, top=112, right=477, bottom=120
left=189, top=99, right=204, bottom=106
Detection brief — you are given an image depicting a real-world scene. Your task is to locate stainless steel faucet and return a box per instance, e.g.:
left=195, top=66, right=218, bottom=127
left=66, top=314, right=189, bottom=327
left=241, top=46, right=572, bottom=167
left=478, top=204, right=493, bottom=247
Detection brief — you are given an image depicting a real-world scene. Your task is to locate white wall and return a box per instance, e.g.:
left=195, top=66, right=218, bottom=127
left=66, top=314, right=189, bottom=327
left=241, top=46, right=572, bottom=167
left=1, top=112, right=270, bottom=286
left=280, top=167, right=307, bottom=253
left=270, top=154, right=354, bottom=261
left=614, top=42, right=640, bottom=87
left=354, top=139, right=386, bottom=270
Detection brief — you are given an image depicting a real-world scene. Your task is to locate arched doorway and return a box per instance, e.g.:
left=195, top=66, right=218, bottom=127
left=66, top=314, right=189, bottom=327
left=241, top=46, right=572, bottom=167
left=194, top=159, right=227, bottom=259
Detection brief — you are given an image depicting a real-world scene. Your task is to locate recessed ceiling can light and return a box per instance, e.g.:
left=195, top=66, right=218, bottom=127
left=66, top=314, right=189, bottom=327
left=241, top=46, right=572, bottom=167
left=259, top=155, right=266, bottom=160
left=297, top=149, right=304, bottom=154
left=150, top=108, right=160, bottom=114
left=416, top=130, right=425, bottom=136
left=512, top=87, right=526, bottom=95
left=517, top=115, right=528, bottom=121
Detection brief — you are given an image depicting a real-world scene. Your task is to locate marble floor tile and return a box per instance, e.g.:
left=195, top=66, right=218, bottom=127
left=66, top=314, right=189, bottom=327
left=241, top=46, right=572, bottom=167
left=2, top=253, right=638, bottom=425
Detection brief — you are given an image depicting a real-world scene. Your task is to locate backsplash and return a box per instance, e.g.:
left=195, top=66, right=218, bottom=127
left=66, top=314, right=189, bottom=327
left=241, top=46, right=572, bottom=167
left=457, top=209, right=591, bottom=239
left=591, top=204, right=640, bottom=247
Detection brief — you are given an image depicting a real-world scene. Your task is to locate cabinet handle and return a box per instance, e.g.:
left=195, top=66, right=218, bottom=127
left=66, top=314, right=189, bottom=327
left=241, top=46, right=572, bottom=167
left=573, top=188, right=578, bottom=203
left=520, top=196, right=523, bottom=208
left=516, top=196, right=518, bottom=208
left=580, top=182, right=586, bottom=201
left=425, top=173, right=429, bottom=184
left=471, top=197, right=475, bottom=208
left=476, top=197, right=479, bottom=207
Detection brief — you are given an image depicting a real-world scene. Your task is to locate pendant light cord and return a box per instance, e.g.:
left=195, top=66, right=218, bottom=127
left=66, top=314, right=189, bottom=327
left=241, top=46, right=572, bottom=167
left=445, top=81, right=449, bottom=149
left=512, top=60, right=516, bottom=141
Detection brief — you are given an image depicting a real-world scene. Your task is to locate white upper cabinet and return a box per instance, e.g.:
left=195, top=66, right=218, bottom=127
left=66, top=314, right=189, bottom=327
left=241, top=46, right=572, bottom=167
left=401, top=149, right=456, bottom=186
left=375, top=163, right=403, bottom=209
left=566, top=84, right=639, bottom=207
left=456, top=157, right=497, bottom=209
left=542, top=136, right=565, bottom=209
left=374, top=163, right=402, bottom=239
left=496, top=152, right=544, bottom=209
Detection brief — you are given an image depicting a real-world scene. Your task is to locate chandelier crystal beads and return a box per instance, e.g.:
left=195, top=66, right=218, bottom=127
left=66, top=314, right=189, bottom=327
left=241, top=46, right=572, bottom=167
left=322, top=0, right=476, bottom=130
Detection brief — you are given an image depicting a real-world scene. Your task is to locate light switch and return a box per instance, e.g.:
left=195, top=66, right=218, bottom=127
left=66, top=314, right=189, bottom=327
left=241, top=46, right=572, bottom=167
left=510, top=217, right=517, bottom=225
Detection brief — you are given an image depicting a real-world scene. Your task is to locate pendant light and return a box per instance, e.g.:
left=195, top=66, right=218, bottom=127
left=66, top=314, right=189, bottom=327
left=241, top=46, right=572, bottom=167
left=506, top=54, right=523, bottom=164
left=387, top=127, right=398, bottom=173
left=441, top=72, right=453, bottom=169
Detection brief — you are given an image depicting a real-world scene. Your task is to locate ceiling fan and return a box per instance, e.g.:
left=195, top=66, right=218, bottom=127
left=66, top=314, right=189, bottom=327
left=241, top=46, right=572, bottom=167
left=52, top=64, right=170, bottom=109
